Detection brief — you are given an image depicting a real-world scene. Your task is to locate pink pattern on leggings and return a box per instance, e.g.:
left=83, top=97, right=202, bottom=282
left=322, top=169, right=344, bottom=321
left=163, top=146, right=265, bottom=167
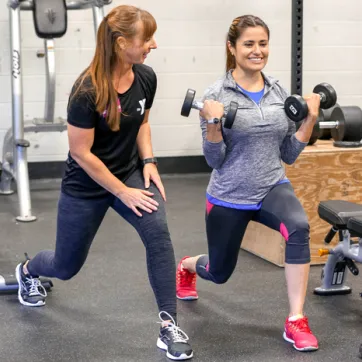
left=206, top=263, right=210, bottom=272
left=206, top=199, right=214, bottom=215
left=280, top=223, right=289, bottom=241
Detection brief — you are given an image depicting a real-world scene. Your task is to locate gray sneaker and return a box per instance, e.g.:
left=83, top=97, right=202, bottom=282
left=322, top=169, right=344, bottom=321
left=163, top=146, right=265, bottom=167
left=15, top=260, right=47, bottom=307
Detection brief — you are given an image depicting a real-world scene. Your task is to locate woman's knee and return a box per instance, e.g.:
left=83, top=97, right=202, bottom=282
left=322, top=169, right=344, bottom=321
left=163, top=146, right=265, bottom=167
left=209, top=272, right=232, bottom=284
left=285, top=219, right=311, bottom=264
left=54, top=266, right=81, bottom=280
left=196, top=257, right=233, bottom=284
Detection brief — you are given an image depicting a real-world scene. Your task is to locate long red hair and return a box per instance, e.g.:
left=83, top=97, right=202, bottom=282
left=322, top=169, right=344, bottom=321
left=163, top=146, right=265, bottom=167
left=72, top=5, right=157, bottom=131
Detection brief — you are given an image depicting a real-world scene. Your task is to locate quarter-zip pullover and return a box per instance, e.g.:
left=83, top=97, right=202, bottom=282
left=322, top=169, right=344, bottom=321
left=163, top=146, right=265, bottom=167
left=200, top=71, right=308, bottom=207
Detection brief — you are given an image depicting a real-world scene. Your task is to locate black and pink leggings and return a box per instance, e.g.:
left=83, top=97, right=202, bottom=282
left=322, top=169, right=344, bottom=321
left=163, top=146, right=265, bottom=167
left=196, top=182, right=310, bottom=284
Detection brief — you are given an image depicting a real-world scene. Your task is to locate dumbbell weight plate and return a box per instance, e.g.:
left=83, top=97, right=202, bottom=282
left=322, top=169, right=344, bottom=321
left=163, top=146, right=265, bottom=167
left=224, top=101, right=238, bottom=129
left=313, top=83, right=337, bottom=110
left=181, top=89, right=196, bottom=117
left=285, top=95, right=309, bottom=122
left=330, top=106, right=362, bottom=142
left=308, top=116, right=321, bottom=145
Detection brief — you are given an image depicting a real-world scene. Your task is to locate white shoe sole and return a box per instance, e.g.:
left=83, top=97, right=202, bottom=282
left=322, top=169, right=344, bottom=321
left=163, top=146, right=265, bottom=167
left=157, top=338, right=193, bottom=360
left=15, top=264, right=46, bottom=307
left=176, top=295, right=198, bottom=301
left=283, top=332, right=318, bottom=351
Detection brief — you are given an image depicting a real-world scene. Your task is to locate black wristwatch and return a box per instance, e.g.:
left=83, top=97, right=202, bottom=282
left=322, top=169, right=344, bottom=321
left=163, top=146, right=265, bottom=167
left=142, top=157, right=158, bottom=166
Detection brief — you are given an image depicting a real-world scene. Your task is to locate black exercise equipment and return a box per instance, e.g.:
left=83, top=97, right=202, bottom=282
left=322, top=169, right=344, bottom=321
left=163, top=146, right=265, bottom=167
left=284, top=83, right=337, bottom=122
left=181, top=89, right=238, bottom=129
left=309, top=105, right=362, bottom=147
left=308, top=103, right=339, bottom=145
left=0, top=274, right=53, bottom=294
left=330, top=106, right=362, bottom=147
left=33, top=0, right=67, bottom=39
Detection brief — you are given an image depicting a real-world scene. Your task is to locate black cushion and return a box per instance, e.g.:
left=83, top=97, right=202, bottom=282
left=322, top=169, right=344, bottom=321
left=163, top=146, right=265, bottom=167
left=33, top=0, right=67, bottom=39
left=318, top=200, right=362, bottom=227
left=347, top=216, right=362, bottom=237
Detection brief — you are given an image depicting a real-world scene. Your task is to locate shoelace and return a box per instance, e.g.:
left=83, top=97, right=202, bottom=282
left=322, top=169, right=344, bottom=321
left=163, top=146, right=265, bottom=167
left=178, top=269, right=196, bottom=288
left=25, top=277, right=47, bottom=297
left=158, top=311, right=190, bottom=343
left=289, top=317, right=311, bottom=334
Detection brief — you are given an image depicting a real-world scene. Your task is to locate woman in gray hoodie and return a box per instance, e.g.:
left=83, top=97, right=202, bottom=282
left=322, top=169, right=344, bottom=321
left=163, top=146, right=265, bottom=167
left=176, top=14, right=320, bottom=353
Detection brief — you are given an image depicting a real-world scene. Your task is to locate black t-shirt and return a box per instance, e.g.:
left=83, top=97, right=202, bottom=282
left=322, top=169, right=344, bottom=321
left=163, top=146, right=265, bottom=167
left=61, top=63, right=157, bottom=198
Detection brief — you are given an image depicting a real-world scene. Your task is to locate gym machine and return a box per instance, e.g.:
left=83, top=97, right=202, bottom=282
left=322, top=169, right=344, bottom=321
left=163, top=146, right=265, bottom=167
left=314, top=200, right=362, bottom=296
left=0, top=0, right=111, bottom=223
left=0, top=0, right=111, bottom=294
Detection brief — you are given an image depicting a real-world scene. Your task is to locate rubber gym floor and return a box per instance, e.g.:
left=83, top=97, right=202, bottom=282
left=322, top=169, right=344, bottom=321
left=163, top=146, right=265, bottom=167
left=0, top=174, right=361, bottom=362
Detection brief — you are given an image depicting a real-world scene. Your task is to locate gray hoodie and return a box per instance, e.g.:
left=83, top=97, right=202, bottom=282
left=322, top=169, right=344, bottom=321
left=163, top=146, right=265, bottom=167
left=200, top=71, right=307, bottom=206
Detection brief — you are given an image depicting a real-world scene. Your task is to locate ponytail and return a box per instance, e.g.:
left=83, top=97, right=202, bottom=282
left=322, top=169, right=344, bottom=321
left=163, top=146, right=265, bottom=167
left=90, top=19, right=120, bottom=131
left=71, top=5, right=157, bottom=131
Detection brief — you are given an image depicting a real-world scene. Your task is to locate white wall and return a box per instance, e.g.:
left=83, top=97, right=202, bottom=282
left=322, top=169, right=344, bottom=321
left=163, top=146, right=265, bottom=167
left=0, top=0, right=360, bottom=162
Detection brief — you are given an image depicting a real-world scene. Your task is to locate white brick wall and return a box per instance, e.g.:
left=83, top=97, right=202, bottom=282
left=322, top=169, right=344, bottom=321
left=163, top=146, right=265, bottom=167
left=0, top=0, right=360, bottom=161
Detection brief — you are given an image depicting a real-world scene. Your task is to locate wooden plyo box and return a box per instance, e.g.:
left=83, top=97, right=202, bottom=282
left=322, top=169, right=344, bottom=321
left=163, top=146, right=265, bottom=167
left=241, top=140, right=362, bottom=267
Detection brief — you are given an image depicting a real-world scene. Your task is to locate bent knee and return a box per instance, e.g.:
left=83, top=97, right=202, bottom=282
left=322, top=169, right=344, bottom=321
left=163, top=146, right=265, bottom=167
left=209, top=272, right=232, bottom=285
left=280, top=220, right=309, bottom=241
left=54, top=267, right=80, bottom=281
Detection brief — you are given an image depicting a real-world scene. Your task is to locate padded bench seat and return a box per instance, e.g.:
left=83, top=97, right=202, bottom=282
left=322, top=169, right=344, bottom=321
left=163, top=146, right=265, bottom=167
left=318, top=200, right=362, bottom=228
left=347, top=217, right=362, bottom=237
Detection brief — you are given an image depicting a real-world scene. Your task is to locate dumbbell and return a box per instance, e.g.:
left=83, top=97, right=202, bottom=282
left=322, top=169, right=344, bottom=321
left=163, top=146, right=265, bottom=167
left=181, top=89, right=238, bottom=129
left=309, top=105, right=362, bottom=147
left=319, top=103, right=340, bottom=140
left=284, top=83, right=337, bottom=122
left=308, top=103, right=339, bottom=145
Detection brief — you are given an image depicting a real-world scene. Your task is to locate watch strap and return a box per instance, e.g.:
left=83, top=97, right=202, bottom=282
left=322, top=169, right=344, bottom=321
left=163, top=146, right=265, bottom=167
left=142, top=157, right=158, bottom=165
left=207, top=118, right=220, bottom=124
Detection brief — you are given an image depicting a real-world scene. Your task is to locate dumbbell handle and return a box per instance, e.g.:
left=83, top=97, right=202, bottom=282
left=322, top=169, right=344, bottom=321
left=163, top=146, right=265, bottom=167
left=319, top=121, right=340, bottom=129
left=317, top=92, right=327, bottom=103
left=192, top=101, right=227, bottom=119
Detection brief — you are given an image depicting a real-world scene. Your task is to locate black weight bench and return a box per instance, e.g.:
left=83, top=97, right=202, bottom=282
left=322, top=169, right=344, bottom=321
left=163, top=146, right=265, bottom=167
left=347, top=216, right=362, bottom=237
left=314, top=200, right=362, bottom=296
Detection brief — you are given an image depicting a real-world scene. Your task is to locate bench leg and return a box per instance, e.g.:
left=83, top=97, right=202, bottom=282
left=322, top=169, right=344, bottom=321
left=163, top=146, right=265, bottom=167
left=314, top=243, right=352, bottom=296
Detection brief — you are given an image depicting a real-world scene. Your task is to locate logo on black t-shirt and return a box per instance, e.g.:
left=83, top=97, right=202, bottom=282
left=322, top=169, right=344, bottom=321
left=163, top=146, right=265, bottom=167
left=137, top=98, right=146, bottom=115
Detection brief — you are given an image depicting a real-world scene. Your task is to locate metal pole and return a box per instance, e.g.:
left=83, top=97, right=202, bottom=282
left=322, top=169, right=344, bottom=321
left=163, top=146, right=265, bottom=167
left=44, top=39, right=56, bottom=122
left=92, top=3, right=105, bottom=37
left=9, top=3, right=36, bottom=222
left=291, top=0, right=303, bottom=96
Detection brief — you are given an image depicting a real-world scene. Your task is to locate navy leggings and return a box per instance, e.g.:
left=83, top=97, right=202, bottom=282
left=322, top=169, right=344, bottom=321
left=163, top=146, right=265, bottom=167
left=196, top=182, right=310, bottom=284
left=27, top=168, right=177, bottom=320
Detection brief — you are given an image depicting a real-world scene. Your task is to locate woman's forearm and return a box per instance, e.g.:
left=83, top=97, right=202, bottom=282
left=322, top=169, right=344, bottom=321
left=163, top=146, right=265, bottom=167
left=72, top=152, right=127, bottom=197
left=137, top=122, right=154, bottom=159
left=295, top=115, right=317, bottom=143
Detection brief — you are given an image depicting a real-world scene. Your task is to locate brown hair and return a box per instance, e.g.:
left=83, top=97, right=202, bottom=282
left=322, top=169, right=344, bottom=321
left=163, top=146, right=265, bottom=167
left=73, top=5, right=157, bottom=131
left=226, top=15, right=270, bottom=72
